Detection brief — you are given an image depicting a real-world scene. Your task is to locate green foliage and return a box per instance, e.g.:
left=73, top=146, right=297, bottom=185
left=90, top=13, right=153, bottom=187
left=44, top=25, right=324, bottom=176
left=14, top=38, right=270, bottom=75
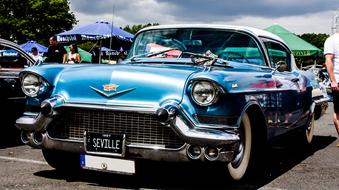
left=0, top=0, right=76, bottom=45
left=123, top=23, right=159, bottom=34
left=298, top=33, right=329, bottom=51
left=78, top=41, right=99, bottom=52
left=296, top=33, right=330, bottom=67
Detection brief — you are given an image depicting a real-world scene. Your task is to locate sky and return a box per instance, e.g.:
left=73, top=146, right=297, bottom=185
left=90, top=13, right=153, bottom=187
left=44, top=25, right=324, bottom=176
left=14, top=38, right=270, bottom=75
left=69, top=0, right=339, bottom=35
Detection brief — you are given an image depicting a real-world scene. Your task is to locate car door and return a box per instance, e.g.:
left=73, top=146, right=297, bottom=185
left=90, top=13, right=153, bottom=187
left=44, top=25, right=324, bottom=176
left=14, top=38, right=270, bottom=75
left=263, top=39, right=304, bottom=133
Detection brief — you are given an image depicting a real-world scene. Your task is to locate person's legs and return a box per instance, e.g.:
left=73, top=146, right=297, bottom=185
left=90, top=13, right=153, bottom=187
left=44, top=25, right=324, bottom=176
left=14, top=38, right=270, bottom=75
left=331, top=90, right=339, bottom=147
left=333, top=113, right=339, bottom=134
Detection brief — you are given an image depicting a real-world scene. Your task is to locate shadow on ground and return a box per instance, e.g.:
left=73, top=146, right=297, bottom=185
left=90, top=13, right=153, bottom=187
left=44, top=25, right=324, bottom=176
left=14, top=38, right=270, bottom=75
left=34, top=135, right=336, bottom=189
left=0, top=108, right=23, bottom=149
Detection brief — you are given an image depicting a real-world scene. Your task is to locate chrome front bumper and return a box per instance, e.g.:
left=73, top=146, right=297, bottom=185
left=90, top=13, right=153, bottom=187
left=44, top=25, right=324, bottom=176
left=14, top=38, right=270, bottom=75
left=16, top=99, right=240, bottom=162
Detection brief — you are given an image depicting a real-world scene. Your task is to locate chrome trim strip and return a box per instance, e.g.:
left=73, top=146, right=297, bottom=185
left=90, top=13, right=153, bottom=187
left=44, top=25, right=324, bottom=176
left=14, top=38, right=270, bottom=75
left=7, top=97, right=26, bottom=100
left=314, top=97, right=330, bottom=105
left=62, top=103, right=158, bottom=113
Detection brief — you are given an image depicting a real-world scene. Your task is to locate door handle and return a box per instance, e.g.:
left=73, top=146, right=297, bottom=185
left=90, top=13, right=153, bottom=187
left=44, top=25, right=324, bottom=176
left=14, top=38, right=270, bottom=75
left=4, top=78, right=16, bottom=84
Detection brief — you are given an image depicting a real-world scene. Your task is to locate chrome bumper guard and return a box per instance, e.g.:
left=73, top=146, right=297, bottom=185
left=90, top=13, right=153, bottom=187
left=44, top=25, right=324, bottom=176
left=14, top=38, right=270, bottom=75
left=172, top=116, right=239, bottom=146
left=15, top=112, right=53, bottom=132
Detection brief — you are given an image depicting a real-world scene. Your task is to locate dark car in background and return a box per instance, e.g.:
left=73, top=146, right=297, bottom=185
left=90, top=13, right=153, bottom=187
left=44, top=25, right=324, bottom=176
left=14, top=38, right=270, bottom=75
left=0, top=38, right=35, bottom=138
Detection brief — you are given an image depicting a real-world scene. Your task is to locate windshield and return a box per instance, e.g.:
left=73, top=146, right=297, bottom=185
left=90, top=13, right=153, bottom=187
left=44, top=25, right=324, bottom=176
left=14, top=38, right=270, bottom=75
left=128, top=28, right=266, bottom=66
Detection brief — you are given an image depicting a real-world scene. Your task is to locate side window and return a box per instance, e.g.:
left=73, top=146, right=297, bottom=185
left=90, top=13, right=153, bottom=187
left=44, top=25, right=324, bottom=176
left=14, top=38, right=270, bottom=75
left=0, top=45, right=29, bottom=69
left=264, top=40, right=290, bottom=72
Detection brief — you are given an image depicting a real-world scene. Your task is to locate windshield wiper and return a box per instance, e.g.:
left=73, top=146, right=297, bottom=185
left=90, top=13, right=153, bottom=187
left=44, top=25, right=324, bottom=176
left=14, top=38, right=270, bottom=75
left=129, top=48, right=180, bottom=62
left=181, top=51, right=231, bottom=67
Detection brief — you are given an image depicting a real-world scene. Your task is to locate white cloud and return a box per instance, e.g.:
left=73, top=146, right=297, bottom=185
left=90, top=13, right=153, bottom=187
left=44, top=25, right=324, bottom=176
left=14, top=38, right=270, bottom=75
left=217, top=11, right=335, bottom=34
left=69, top=0, right=339, bottom=34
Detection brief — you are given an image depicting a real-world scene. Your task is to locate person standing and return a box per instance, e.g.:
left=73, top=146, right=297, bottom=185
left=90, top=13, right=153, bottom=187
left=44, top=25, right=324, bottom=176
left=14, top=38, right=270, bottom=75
left=44, top=36, right=66, bottom=63
left=65, top=43, right=81, bottom=64
left=324, top=28, right=339, bottom=147
left=117, top=51, right=126, bottom=64
left=90, top=47, right=100, bottom=63
left=30, top=47, right=43, bottom=64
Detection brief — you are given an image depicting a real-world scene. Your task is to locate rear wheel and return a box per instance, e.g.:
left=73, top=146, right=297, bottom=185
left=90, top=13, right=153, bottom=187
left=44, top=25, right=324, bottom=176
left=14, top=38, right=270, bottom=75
left=227, top=112, right=252, bottom=180
left=42, top=149, right=80, bottom=171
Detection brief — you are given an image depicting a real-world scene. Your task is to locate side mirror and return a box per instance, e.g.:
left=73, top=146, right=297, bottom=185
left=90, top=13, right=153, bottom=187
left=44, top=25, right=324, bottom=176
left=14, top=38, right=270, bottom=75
left=272, top=61, right=288, bottom=75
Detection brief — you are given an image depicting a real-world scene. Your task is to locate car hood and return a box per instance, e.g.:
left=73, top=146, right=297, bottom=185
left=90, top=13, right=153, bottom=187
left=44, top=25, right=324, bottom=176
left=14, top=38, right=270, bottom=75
left=52, top=64, right=201, bottom=107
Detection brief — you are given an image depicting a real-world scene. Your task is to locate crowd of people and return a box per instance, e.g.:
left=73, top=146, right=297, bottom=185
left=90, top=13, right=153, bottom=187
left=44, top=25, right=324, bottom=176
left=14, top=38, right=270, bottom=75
left=29, top=36, right=126, bottom=64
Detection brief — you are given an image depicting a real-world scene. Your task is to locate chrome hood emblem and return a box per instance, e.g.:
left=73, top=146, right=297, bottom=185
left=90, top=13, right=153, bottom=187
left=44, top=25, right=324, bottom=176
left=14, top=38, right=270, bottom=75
left=90, top=85, right=135, bottom=98
left=103, top=84, right=119, bottom=92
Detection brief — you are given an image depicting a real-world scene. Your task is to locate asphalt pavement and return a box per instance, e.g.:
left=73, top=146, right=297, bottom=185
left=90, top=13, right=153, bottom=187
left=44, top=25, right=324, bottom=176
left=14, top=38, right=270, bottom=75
left=0, top=104, right=338, bottom=190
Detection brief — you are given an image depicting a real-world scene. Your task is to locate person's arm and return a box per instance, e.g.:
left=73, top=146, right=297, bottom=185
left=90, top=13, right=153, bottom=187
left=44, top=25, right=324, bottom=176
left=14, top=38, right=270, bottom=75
left=63, top=54, right=67, bottom=64
left=325, top=54, right=338, bottom=91
left=76, top=53, right=81, bottom=63
left=61, top=46, right=67, bottom=64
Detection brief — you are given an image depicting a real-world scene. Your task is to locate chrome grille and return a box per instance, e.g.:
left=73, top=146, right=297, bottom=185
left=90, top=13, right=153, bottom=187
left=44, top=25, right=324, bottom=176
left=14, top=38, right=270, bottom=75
left=47, top=107, right=185, bottom=149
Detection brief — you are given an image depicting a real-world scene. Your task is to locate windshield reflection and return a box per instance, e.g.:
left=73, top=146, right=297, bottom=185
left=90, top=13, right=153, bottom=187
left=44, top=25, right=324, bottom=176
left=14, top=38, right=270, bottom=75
left=127, top=28, right=266, bottom=66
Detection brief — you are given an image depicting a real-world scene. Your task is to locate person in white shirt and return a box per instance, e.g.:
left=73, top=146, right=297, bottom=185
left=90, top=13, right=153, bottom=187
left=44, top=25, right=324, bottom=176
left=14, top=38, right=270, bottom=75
left=65, top=43, right=81, bottom=64
left=324, top=26, right=339, bottom=147
left=30, top=47, right=43, bottom=64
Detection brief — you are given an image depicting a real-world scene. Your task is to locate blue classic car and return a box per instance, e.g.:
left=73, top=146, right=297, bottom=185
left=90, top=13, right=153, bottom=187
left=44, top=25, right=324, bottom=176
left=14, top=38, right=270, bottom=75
left=16, top=25, right=327, bottom=180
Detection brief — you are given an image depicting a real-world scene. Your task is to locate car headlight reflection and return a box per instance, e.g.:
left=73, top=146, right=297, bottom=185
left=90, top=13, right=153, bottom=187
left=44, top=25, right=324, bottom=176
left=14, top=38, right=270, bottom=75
left=192, top=81, right=219, bottom=106
left=21, top=74, right=46, bottom=97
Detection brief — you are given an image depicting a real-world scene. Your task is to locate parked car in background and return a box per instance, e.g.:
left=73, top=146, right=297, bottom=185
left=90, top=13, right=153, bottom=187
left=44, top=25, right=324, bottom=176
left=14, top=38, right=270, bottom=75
left=301, top=65, right=330, bottom=119
left=0, top=38, right=36, bottom=136
left=16, top=24, right=328, bottom=181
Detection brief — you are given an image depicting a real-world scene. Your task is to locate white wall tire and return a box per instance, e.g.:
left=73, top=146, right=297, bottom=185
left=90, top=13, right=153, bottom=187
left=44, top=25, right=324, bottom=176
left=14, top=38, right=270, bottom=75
left=305, top=114, right=315, bottom=144
left=227, top=112, right=252, bottom=180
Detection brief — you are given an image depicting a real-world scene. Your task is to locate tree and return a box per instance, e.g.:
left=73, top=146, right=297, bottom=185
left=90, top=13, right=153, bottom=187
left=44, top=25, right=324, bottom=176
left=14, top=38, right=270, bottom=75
left=123, top=23, right=159, bottom=34
left=298, top=33, right=329, bottom=51
left=297, top=33, right=330, bottom=67
left=0, top=0, right=76, bottom=45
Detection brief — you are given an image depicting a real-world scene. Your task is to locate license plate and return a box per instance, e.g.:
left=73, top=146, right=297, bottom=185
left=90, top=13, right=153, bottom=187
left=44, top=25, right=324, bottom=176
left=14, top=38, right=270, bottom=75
left=80, top=154, right=135, bottom=175
left=85, top=132, right=125, bottom=156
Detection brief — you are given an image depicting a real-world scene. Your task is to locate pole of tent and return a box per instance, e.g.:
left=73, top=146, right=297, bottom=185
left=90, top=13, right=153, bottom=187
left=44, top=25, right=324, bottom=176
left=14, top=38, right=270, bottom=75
left=99, top=39, right=102, bottom=64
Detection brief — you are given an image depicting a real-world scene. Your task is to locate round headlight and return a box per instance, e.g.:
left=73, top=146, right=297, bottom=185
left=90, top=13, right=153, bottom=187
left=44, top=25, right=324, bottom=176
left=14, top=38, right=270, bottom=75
left=191, top=81, right=219, bottom=106
left=21, top=74, right=41, bottom=97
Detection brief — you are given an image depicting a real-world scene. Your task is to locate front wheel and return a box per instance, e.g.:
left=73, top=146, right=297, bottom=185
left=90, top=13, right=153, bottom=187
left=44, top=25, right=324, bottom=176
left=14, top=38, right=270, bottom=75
left=227, top=112, right=252, bottom=180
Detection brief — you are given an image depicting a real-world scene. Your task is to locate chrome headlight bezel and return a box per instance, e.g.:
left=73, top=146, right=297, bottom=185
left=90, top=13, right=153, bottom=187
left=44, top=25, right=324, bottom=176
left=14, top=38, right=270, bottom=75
left=191, top=80, right=220, bottom=106
left=21, top=73, right=48, bottom=97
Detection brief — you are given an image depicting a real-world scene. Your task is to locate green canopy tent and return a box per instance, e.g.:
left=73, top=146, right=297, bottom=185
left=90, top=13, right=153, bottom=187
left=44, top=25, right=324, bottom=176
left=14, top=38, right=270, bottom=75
left=265, top=24, right=323, bottom=57
left=64, top=46, right=92, bottom=63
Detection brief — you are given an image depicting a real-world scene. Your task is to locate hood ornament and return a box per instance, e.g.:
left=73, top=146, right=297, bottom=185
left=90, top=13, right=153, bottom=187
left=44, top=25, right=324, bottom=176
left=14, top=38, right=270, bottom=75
left=90, top=84, right=135, bottom=98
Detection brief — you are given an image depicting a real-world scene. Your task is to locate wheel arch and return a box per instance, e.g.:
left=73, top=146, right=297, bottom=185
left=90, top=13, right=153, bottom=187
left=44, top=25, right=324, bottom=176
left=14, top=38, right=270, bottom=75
left=238, top=101, right=268, bottom=145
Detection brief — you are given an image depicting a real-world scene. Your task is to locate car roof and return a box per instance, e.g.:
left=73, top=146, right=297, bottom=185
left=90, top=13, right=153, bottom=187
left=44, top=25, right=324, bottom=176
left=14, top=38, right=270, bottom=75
left=138, top=24, right=286, bottom=46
